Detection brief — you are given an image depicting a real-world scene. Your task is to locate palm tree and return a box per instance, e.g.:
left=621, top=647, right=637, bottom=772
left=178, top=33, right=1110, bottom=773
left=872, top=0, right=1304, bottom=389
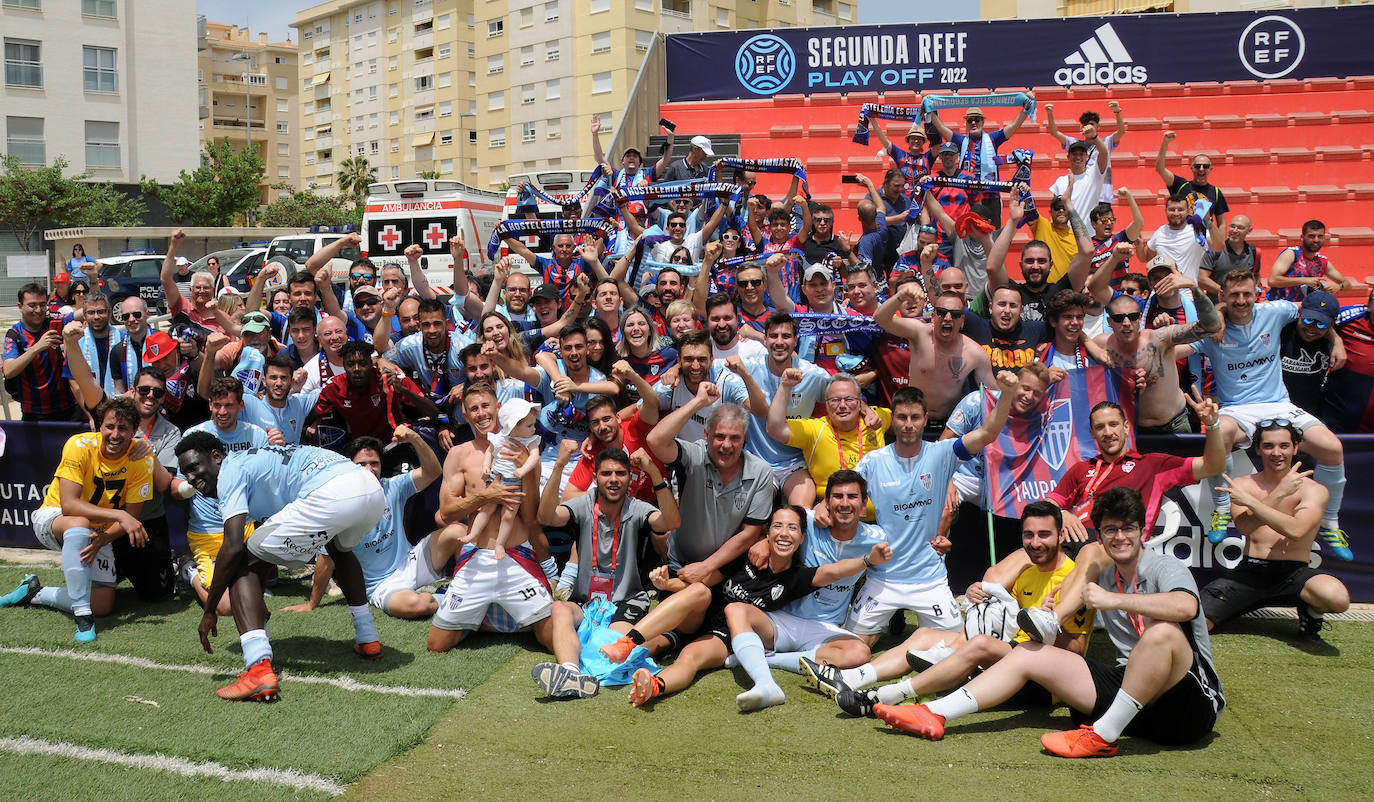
left=336, top=156, right=378, bottom=202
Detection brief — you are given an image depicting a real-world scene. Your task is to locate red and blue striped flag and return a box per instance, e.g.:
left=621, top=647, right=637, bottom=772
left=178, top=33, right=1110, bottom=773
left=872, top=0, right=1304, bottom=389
left=983, top=365, right=1135, bottom=518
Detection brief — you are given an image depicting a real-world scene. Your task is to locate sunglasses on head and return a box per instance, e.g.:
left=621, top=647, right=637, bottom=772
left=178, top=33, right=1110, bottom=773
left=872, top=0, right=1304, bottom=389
left=135, top=385, right=166, bottom=398
left=1302, top=317, right=1328, bottom=330
left=1256, top=417, right=1294, bottom=433
left=1109, top=311, right=1142, bottom=323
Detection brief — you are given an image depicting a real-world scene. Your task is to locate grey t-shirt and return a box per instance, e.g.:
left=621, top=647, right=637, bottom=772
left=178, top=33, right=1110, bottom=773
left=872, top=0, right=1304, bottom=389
left=660, top=157, right=711, bottom=184
left=1202, top=242, right=1258, bottom=281
left=139, top=414, right=181, bottom=520
left=1097, top=549, right=1225, bottom=711
left=563, top=492, right=662, bottom=605
left=667, top=438, right=777, bottom=567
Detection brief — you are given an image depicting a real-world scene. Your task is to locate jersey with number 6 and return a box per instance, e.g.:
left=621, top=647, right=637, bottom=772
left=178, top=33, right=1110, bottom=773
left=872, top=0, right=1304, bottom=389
left=41, top=432, right=154, bottom=528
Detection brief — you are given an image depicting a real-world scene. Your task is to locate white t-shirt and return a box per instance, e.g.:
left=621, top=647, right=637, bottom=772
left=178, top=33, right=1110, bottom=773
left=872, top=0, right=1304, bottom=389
left=299, top=353, right=345, bottom=394
left=1064, top=134, right=1120, bottom=202
left=1148, top=224, right=1206, bottom=281
left=1049, top=164, right=1108, bottom=222
left=650, top=230, right=704, bottom=264
left=712, top=337, right=767, bottom=363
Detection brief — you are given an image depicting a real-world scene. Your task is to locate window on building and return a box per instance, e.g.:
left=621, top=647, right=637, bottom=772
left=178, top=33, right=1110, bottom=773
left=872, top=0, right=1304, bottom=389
left=277, top=143, right=290, bottom=156
left=4, top=39, right=42, bottom=88
left=466, top=13, right=474, bottom=28
left=546, top=78, right=561, bottom=99
left=389, top=55, right=398, bottom=70
left=304, top=100, right=315, bottom=114
left=489, top=128, right=505, bottom=147
left=4, top=0, right=42, bottom=10
left=415, top=19, right=432, bottom=34
left=440, top=130, right=453, bottom=145
left=837, top=2, right=851, bottom=18
left=415, top=74, right=433, bottom=90
left=388, top=1, right=396, bottom=13
left=391, top=138, right=399, bottom=152
left=521, top=84, right=535, bottom=104
left=390, top=111, right=399, bottom=125
left=438, top=71, right=451, bottom=88
left=371, top=140, right=380, bottom=154
left=635, top=30, right=654, bottom=51
left=592, top=71, right=611, bottom=95
left=388, top=27, right=398, bottom=43
left=6, top=116, right=44, bottom=164
left=545, top=1, right=559, bottom=20
left=521, top=122, right=536, bottom=142
left=369, top=113, right=379, bottom=128
left=415, top=106, right=433, bottom=121
left=469, top=130, right=477, bottom=145
left=439, top=42, right=451, bottom=58
left=277, top=121, right=289, bottom=134
left=369, top=85, right=378, bottom=99
left=277, top=99, right=289, bottom=113
left=487, top=19, right=503, bottom=37
left=303, top=52, right=313, bottom=66
left=439, top=101, right=451, bottom=117
left=635, top=0, right=652, bottom=9
left=276, top=76, right=288, bottom=90
left=81, top=0, right=115, bottom=18
left=437, top=13, right=450, bottom=30
left=519, top=45, right=534, bottom=65
left=716, top=8, right=729, bottom=26
left=391, top=165, right=400, bottom=179
left=488, top=90, right=504, bottom=110
left=545, top=41, right=559, bottom=61
left=467, top=42, right=475, bottom=58
left=82, top=46, right=117, bottom=93
left=519, top=7, right=532, bottom=26
left=487, top=54, right=503, bottom=73
left=369, top=59, right=377, bottom=74
left=592, top=32, right=611, bottom=53
left=591, top=0, right=609, bottom=12
left=84, top=120, right=119, bottom=168
left=547, top=118, right=562, bottom=139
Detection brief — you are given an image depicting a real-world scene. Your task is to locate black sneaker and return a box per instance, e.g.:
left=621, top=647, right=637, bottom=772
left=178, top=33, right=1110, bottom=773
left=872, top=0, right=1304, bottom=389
left=1297, top=602, right=1326, bottom=641
left=799, top=656, right=848, bottom=700
left=837, top=687, right=880, bottom=718
left=0, top=574, right=41, bottom=607
left=173, top=555, right=195, bottom=599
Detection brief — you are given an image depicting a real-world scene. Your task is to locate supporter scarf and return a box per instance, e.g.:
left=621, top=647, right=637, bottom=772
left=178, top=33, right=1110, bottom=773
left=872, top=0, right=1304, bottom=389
left=920, top=92, right=1036, bottom=120
left=708, top=157, right=809, bottom=191
left=954, top=209, right=996, bottom=238
left=519, top=164, right=609, bottom=208
left=612, top=181, right=743, bottom=205
left=487, top=217, right=618, bottom=259
left=625, top=234, right=675, bottom=291
left=1187, top=198, right=1214, bottom=249
left=793, top=313, right=884, bottom=337
left=852, top=104, right=925, bottom=145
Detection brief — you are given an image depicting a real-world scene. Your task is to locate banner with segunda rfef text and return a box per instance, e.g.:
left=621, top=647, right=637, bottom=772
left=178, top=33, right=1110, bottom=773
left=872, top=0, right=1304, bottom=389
left=665, top=6, right=1373, bottom=101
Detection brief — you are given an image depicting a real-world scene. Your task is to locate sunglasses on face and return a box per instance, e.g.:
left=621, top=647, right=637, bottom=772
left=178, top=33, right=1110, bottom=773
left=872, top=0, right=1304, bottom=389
left=1302, top=317, right=1328, bottom=330
left=721, top=234, right=741, bottom=241
left=814, top=217, right=833, bottom=224
left=135, top=385, right=166, bottom=398
left=738, top=278, right=764, bottom=288
left=668, top=222, right=686, bottom=229
left=350, top=272, right=375, bottom=281
left=123, top=311, right=144, bottom=319
left=932, top=308, right=965, bottom=318
left=356, top=298, right=380, bottom=307
left=1109, top=311, right=1142, bottom=323
left=1192, top=163, right=1212, bottom=170
left=1097, top=215, right=1116, bottom=223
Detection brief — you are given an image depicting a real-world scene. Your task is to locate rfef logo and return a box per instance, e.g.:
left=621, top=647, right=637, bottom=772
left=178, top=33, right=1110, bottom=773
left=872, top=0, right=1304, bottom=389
left=1238, top=15, right=1305, bottom=79
left=735, top=34, right=795, bottom=95
left=1054, top=23, right=1147, bottom=86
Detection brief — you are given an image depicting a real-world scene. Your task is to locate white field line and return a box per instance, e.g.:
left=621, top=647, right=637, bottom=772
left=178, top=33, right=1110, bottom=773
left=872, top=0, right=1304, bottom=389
left=0, top=646, right=466, bottom=699
left=0, top=735, right=346, bottom=796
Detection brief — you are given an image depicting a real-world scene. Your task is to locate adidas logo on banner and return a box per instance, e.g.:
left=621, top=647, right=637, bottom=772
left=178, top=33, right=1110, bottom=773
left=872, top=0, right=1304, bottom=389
left=1054, top=23, right=1148, bottom=86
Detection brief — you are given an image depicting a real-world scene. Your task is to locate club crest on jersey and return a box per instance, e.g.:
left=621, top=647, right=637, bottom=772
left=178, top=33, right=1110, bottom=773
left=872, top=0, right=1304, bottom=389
left=919, top=473, right=932, bottom=491
left=1122, top=460, right=1135, bottom=473
left=371, top=394, right=382, bottom=406
left=771, top=585, right=785, bottom=600
left=1041, top=398, right=1074, bottom=471
left=1260, top=332, right=1272, bottom=347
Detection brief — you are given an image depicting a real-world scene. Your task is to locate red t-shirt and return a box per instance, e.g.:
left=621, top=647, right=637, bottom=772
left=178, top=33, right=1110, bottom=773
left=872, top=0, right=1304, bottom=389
left=314, top=370, right=425, bottom=442
left=1045, top=450, right=1195, bottom=537
left=871, top=335, right=911, bottom=407
left=567, top=411, right=662, bottom=502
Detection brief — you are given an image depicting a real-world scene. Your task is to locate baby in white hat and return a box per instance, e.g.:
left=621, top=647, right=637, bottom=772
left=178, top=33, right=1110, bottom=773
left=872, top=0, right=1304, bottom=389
left=469, top=398, right=542, bottom=560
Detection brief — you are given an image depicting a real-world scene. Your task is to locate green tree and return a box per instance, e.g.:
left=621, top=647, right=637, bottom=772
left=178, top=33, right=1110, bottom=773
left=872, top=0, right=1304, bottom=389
left=336, top=156, right=378, bottom=203
left=141, top=139, right=264, bottom=226
left=0, top=155, right=146, bottom=252
left=258, top=184, right=361, bottom=228
left=418, top=170, right=441, bottom=180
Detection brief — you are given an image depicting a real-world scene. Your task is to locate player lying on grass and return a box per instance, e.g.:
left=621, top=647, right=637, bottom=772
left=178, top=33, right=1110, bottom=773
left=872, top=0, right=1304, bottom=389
left=176, top=433, right=387, bottom=702
left=807, top=499, right=1093, bottom=717
left=872, top=486, right=1225, bottom=758
left=600, top=504, right=891, bottom=712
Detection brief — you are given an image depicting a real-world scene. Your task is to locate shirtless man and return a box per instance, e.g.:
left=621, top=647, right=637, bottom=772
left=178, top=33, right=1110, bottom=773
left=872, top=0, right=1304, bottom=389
left=426, top=384, right=592, bottom=696
left=1089, top=243, right=1222, bottom=432
left=874, top=284, right=996, bottom=435
left=1203, top=421, right=1350, bottom=640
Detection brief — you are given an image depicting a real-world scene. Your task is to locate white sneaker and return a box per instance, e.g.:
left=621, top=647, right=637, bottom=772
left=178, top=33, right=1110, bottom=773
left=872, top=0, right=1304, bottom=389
left=905, top=641, right=956, bottom=672
left=1017, top=607, right=1060, bottom=644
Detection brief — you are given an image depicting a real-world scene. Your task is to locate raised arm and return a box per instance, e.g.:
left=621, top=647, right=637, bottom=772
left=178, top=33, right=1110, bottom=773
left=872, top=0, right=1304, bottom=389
left=306, top=232, right=361, bottom=274
left=1106, top=100, right=1126, bottom=147
left=538, top=440, right=578, bottom=527
left=872, top=120, right=895, bottom=154
left=1043, top=104, right=1067, bottom=146
left=1154, top=130, right=1177, bottom=186
left=765, top=368, right=801, bottom=444
left=958, top=371, right=1019, bottom=454
left=791, top=194, right=813, bottom=245
left=984, top=191, right=1027, bottom=289
left=159, top=229, right=188, bottom=313
left=315, top=263, right=347, bottom=323
left=1065, top=208, right=1095, bottom=290
left=61, top=322, right=104, bottom=412
left=502, top=234, right=539, bottom=267
left=394, top=423, right=442, bottom=491
left=1001, top=100, right=1031, bottom=139
left=763, top=252, right=796, bottom=315
left=405, top=242, right=438, bottom=302
left=652, top=126, right=677, bottom=177
left=874, top=282, right=929, bottom=342
left=245, top=259, right=282, bottom=314
left=1092, top=133, right=1110, bottom=175
left=647, top=381, right=718, bottom=464
left=1118, top=186, right=1144, bottom=242
left=812, top=541, right=892, bottom=586
left=589, top=116, right=607, bottom=166
left=632, top=448, right=680, bottom=533
left=1087, top=243, right=1133, bottom=305
left=926, top=112, right=953, bottom=142
left=611, top=359, right=661, bottom=424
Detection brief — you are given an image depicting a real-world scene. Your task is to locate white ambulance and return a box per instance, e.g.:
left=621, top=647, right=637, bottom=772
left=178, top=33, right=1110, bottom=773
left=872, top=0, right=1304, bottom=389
left=361, top=179, right=505, bottom=291
left=501, top=169, right=599, bottom=272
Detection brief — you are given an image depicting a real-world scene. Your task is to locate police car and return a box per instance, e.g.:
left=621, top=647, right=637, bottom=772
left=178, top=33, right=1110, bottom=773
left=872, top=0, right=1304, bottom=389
left=96, top=250, right=167, bottom=323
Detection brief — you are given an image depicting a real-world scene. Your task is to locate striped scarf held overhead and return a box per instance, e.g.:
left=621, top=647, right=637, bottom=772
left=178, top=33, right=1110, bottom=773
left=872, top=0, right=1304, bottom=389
left=517, top=164, right=609, bottom=209
left=486, top=217, right=618, bottom=260
left=612, top=181, right=742, bottom=205
left=852, top=104, right=926, bottom=146
left=707, top=157, right=809, bottom=190
left=921, top=92, right=1036, bottom=120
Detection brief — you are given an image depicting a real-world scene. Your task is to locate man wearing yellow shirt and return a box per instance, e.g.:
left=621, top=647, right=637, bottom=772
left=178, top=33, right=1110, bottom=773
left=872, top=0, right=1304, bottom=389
left=819, top=500, right=1093, bottom=716
left=1, top=397, right=153, bottom=642
left=765, top=371, right=890, bottom=503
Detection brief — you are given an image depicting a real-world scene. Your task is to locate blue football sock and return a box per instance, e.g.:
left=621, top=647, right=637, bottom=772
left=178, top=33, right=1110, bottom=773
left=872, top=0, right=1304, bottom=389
left=731, top=632, right=780, bottom=692
left=60, top=527, right=94, bottom=618
left=765, top=648, right=817, bottom=673
left=1313, top=462, right=1346, bottom=526
left=33, top=586, right=73, bottom=612
left=1209, top=455, right=1234, bottom=515
left=240, top=629, right=272, bottom=669
left=350, top=604, right=379, bottom=644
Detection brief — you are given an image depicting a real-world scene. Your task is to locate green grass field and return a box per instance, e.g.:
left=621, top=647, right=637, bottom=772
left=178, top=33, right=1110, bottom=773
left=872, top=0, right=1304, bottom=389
left=1, top=560, right=1371, bottom=801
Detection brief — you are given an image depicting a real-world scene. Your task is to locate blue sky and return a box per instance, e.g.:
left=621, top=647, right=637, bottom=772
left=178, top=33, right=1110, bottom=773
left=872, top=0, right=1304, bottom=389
left=195, top=0, right=975, bottom=41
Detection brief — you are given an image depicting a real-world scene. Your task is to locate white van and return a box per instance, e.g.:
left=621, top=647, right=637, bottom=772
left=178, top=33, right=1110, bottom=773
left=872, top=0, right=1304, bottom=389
left=361, top=179, right=505, bottom=291
left=501, top=169, right=597, bottom=273
left=266, top=228, right=361, bottom=286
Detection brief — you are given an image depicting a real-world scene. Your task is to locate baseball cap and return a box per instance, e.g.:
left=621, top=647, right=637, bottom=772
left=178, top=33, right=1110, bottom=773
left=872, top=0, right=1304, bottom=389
left=937, top=142, right=959, bottom=156
left=625, top=201, right=648, bottom=216
left=1147, top=254, right=1177, bottom=276
left=803, top=263, right=833, bottom=282
left=1301, top=290, right=1339, bottom=327
left=175, top=256, right=191, bottom=267
left=241, top=311, right=271, bottom=335
left=497, top=398, right=540, bottom=434
left=217, top=286, right=242, bottom=298
left=53, top=272, right=71, bottom=285
left=963, top=107, right=984, bottom=119
left=143, top=330, right=176, bottom=363
left=353, top=284, right=382, bottom=301
left=1067, top=140, right=1089, bottom=153
left=690, top=135, right=715, bottom=156
left=531, top=284, right=560, bottom=303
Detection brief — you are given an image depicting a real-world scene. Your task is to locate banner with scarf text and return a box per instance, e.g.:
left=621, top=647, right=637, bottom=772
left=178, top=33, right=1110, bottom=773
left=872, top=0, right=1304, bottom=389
left=487, top=217, right=618, bottom=260
left=982, top=364, right=1135, bottom=519
left=852, top=104, right=926, bottom=146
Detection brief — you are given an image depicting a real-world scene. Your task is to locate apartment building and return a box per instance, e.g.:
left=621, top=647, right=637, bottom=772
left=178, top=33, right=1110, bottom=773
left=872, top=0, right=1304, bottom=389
left=199, top=20, right=300, bottom=204
left=293, top=0, right=856, bottom=192
left=1, top=0, right=199, bottom=183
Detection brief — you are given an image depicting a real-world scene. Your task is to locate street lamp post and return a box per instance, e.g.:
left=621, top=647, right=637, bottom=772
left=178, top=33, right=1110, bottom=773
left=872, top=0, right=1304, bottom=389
left=228, top=52, right=256, bottom=224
